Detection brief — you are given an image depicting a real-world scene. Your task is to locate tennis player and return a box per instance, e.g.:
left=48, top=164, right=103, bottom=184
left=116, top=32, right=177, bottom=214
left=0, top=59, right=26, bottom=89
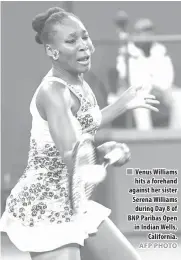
left=0, top=7, right=159, bottom=260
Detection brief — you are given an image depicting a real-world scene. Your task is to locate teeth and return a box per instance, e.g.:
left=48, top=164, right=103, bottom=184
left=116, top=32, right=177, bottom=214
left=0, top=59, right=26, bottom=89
left=77, top=57, right=90, bottom=65
left=78, top=57, right=89, bottom=61
left=78, top=60, right=89, bottom=64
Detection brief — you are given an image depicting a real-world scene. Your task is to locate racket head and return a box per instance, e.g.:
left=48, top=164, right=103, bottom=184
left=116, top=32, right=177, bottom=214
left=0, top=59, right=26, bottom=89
left=70, top=134, right=97, bottom=212
left=72, top=133, right=97, bottom=168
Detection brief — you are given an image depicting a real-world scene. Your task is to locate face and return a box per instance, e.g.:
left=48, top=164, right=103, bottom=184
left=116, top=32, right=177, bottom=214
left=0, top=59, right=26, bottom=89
left=135, top=29, right=154, bottom=52
left=46, top=16, right=94, bottom=74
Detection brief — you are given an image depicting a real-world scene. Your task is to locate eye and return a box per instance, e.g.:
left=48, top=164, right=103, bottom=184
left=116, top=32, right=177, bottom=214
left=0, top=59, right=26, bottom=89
left=82, top=35, right=89, bottom=40
left=65, top=39, right=76, bottom=44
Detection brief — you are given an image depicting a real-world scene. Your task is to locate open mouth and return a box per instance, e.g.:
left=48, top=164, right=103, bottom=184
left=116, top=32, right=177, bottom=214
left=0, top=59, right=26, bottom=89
left=77, top=56, right=90, bottom=65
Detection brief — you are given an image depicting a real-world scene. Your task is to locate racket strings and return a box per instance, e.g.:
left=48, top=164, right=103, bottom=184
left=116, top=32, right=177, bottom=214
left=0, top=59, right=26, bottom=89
left=71, top=138, right=97, bottom=212
left=78, top=141, right=97, bottom=200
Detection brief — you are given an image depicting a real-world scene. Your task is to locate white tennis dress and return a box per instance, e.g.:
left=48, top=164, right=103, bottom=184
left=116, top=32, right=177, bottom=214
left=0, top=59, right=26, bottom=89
left=0, top=74, right=111, bottom=252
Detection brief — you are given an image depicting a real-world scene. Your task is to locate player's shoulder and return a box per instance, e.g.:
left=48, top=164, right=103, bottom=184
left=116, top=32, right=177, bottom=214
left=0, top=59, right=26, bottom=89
left=42, top=77, right=67, bottom=92
left=37, top=77, right=71, bottom=108
left=40, top=77, right=70, bottom=98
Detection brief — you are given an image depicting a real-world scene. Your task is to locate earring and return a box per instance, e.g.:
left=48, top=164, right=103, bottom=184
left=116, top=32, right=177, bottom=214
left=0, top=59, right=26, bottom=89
left=53, top=50, right=59, bottom=60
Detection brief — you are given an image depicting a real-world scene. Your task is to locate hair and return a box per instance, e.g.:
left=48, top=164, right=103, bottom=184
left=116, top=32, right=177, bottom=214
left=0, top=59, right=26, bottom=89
left=114, top=10, right=129, bottom=28
left=32, top=7, right=79, bottom=45
left=134, top=18, right=154, bottom=33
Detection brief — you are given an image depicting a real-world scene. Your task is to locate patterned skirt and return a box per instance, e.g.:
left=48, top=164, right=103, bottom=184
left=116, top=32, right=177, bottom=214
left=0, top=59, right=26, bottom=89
left=0, top=139, right=111, bottom=252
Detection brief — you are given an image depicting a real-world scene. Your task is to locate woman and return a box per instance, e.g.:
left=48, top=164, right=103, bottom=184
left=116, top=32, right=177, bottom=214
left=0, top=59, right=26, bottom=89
left=0, top=7, right=159, bottom=260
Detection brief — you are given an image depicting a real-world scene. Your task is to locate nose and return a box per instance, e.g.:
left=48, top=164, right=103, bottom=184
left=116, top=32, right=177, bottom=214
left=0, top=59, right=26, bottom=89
left=78, top=38, right=88, bottom=51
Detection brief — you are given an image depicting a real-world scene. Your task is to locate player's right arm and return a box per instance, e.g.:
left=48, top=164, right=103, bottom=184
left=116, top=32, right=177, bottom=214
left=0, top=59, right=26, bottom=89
left=36, top=81, right=79, bottom=167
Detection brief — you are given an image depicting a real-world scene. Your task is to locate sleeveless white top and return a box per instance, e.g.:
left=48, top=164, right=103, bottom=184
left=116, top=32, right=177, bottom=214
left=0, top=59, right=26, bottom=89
left=0, top=75, right=111, bottom=252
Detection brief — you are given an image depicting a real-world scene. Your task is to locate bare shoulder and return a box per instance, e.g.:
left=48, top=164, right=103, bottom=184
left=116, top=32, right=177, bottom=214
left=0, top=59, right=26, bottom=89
left=37, top=80, right=71, bottom=109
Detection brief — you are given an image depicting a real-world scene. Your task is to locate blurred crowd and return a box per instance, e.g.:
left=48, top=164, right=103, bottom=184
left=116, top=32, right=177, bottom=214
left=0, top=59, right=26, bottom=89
left=90, top=10, right=181, bottom=130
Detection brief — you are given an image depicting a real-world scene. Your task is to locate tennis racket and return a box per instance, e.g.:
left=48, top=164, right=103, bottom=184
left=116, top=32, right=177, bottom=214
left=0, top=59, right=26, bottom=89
left=70, top=134, right=127, bottom=213
left=70, top=133, right=98, bottom=213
